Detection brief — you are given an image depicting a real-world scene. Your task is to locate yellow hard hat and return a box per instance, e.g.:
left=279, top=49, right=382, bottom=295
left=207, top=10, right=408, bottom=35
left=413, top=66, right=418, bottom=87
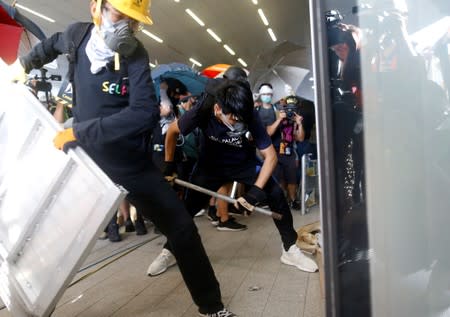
left=107, top=0, right=153, bottom=25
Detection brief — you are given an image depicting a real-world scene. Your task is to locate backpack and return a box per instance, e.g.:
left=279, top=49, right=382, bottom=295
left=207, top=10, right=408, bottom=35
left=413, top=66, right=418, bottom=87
left=63, top=22, right=92, bottom=83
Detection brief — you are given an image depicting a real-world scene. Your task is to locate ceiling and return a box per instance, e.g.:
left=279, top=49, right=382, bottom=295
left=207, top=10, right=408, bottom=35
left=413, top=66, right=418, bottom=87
left=14, top=0, right=313, bottom=72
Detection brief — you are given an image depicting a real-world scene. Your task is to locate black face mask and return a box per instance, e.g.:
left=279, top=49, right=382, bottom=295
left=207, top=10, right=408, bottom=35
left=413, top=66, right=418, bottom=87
left=226, top=124, right=248, bottom=138
left=220, top=114, right=248, bottom=137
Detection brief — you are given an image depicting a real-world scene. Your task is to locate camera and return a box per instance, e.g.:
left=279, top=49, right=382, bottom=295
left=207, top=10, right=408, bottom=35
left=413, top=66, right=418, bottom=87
left=29, top=68, right=62, bottom=93
left=278, top=95, right=300, bottom=122
left=277, top=103, right=298, bottom=122
left=27, top=68, right=62, bottom=109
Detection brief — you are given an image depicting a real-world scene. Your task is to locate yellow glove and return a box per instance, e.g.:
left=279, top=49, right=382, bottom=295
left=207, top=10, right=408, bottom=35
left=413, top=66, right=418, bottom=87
left=53, top=128, right=77, bottom=152
left=8, top=59, right=27, bottom=83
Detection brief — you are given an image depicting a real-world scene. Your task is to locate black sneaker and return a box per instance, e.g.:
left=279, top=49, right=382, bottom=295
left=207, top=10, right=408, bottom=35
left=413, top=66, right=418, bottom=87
left=108, top=223, right=121, bottom=242
left=217, top=218, right=247, bottom=232
left=124, top=218, right=135, bottom=232
left=207, top=207, right=220, bottom=226
left=134, top=217, right=148, bottom=235
left=289, top=200, right=301, bottom=210
left=228, top=204, right=244, bottom=216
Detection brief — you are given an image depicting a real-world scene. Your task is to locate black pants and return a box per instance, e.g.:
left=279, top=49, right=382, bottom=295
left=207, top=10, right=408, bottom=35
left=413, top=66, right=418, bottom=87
left=164, top=163, right=298, bottom=252
left=109, top=163, right=223, bottom=314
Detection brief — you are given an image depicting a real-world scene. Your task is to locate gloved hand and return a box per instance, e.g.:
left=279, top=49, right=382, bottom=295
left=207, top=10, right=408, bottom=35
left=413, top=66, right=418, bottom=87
left=53, top=128, right=78, bottom=153
left=8, top=59, right=27, bottom=83
left=162, top=161, right=177, bottom=185
left=234, top=185, right=266, bottom=216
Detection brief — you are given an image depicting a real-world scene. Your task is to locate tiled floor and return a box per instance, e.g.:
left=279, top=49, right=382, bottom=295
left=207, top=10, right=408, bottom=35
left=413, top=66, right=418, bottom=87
left=0, top=206, right=324, bottom=317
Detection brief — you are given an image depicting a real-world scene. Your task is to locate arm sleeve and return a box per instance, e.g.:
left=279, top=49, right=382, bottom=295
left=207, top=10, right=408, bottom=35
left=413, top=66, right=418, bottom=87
left=73, top=45, right=160, bottom=145
left=177, top=92, right=214, bottom=135
left=20, top=30, right=66, bottom=73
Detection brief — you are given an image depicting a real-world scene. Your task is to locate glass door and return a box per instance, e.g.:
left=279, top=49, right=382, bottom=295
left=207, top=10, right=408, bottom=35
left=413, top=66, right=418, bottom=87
left=310, top=0, right=450, bottom=316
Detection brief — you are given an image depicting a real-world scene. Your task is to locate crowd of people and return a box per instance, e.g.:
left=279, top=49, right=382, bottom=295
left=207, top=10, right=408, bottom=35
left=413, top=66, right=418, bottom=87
left=8, top=1, right=319, bottom=316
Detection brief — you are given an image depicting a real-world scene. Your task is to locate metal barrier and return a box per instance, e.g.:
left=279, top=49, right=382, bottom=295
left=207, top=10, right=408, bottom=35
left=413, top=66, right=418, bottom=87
left=300, top=153, right=319, bottom=215
left=0, top=84, right=126, bottom=317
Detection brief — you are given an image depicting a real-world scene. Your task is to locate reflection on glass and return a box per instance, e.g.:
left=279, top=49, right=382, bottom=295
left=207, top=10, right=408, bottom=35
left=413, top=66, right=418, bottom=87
left=325, top=5, right=370, bottom=316
left=323, top=0, right=450, bottom=316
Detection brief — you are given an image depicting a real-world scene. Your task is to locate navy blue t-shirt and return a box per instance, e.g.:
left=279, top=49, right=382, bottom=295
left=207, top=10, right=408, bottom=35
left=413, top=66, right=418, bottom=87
left=71, top=26, right=159, bottom=176
left=178, top=99, right=272, bottom=168
left=20, top=22, right=160, bottom=177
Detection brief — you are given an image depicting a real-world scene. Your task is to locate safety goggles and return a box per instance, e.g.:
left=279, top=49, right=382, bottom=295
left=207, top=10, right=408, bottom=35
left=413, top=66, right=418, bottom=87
left=103, top=3, right=143, bottom=31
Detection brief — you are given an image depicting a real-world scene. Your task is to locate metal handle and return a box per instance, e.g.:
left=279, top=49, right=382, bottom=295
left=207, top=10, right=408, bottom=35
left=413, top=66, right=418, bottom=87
left=174, top=178, right=283, bottom=220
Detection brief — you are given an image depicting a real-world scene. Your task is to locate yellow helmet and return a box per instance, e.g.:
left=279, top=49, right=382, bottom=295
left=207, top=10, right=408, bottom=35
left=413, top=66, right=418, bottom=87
left=107, top=0, right=153, bottom=25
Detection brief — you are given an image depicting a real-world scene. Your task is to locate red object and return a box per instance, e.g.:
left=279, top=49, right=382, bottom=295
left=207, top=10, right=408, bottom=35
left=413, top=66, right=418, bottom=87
left=0, top=6, right=23, bottom=64
left=201, top=64, right=231, bottom=78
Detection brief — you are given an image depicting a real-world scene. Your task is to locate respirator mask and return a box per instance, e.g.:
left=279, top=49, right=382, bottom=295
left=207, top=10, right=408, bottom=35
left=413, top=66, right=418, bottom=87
left=101, top=10, right=138, bottom=57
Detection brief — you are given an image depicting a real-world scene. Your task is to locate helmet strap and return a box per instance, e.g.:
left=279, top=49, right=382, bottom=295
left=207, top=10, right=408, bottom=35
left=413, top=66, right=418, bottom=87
left=93, top=0, right=103, bottom=26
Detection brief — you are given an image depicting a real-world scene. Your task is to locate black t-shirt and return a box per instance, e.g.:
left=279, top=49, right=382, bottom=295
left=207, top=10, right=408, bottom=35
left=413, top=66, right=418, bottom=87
left=178, top=98, right=272, bottom=168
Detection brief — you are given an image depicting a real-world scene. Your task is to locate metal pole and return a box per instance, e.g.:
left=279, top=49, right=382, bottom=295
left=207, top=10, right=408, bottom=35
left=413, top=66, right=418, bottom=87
left=230, top=181, right=238, bottom=198
left=174, top=178, right=282, bottom=220
left=301, top=153, right=307, bottom=215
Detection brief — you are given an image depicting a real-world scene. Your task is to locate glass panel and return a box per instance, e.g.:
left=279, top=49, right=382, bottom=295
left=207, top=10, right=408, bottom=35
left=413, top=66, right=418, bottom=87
left=322, top=1, right=370, bottom=316
left=318, top=0, right=450, bottom=316
left=358, top=1, right=450, bottom=317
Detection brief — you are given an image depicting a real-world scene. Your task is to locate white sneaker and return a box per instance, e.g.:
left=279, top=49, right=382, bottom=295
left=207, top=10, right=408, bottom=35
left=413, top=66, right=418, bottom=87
left=198, top=308, right=237, bottom=317
left=280, top=244, right=318, bottom=273
left=195, top=209, right=206, bottom=217
left=147, top=248, right=177, bottom=276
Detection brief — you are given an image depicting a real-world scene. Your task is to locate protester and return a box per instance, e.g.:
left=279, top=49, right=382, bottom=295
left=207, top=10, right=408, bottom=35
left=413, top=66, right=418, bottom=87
left=147, top=79, right=318, bottom=276
left=10, top=1, right=235, bottom=316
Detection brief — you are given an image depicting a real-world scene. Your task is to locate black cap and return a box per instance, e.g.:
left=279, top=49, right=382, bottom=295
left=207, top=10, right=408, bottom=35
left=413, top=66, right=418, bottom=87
left=285, top=95, right=300, bottom=105
left=223, top=66, right=248, bottom=82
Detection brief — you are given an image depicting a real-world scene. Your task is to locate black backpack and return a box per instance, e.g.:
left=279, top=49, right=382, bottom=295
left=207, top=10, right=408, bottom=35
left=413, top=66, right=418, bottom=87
left=63, top=22, right=92, bottom=83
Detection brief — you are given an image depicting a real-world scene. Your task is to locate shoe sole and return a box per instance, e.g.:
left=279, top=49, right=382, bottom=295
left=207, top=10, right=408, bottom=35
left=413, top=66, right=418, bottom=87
left=280, top=255, right=318, bottom=273
left=217, top=226, right=247, bottom=232
left=147, top=261, right=177, bottom=276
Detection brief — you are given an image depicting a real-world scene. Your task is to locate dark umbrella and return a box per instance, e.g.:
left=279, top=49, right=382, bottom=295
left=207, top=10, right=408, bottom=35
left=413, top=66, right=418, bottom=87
left=0, top=0, right=46, bottom=64
left=152, top=63, right=208, bottom=99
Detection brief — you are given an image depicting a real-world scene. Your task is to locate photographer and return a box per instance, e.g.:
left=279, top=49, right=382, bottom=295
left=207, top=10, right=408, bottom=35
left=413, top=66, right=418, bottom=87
left=26, top=68, right=67, bottom=123
left=327, top=21, right=365, bottom=208
left=256, top=83, right=304, bottom=209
